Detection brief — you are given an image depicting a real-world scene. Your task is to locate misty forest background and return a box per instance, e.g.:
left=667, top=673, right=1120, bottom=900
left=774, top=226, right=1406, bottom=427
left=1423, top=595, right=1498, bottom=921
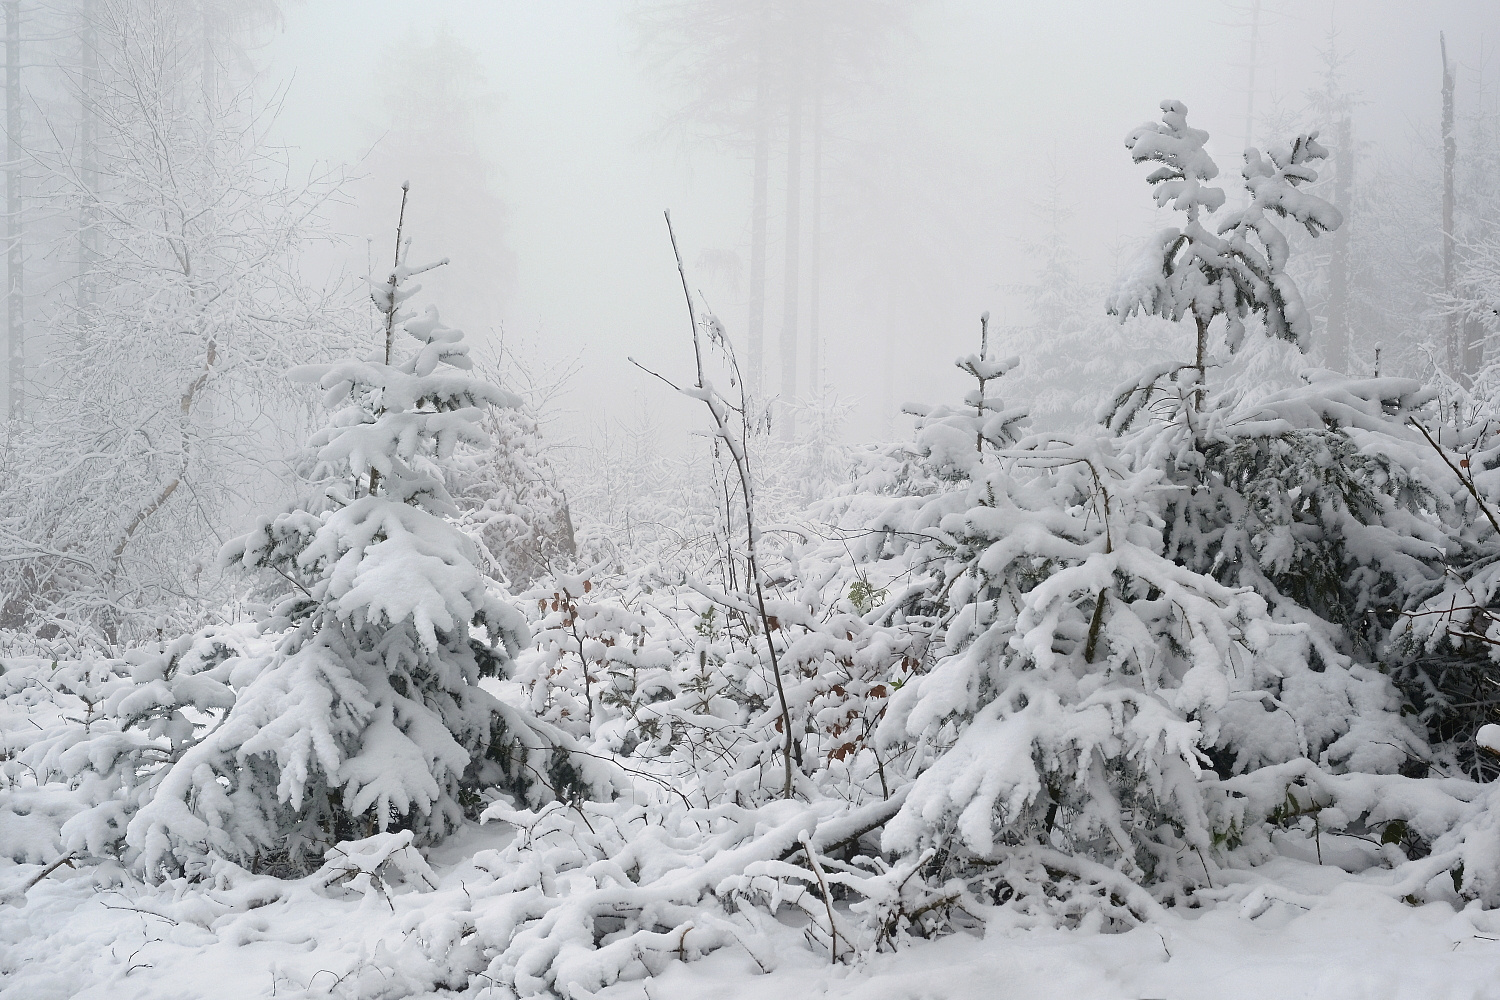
left=2, top=0, right=1495, bottom=641
left=6, top=1, right=1500, bottom=997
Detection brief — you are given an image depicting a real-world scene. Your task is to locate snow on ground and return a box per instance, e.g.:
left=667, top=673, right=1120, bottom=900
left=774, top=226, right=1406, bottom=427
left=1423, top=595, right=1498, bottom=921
left=2, top=827, right=1498, bottom=1000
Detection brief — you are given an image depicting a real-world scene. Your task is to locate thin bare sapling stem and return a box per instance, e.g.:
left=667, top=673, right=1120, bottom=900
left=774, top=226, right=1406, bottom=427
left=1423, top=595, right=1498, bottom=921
left=368, top=182, right=447, bottom=497
left=976, top=311, right=989, bottom=454
left=659, top=209, right=798, bottom=800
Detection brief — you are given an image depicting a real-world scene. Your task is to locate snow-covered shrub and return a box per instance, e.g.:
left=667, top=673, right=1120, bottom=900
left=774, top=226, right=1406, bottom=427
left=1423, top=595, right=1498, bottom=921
left=514, top=571, right=659, bottom=740
left=1389, top=388, right=1500, bottom=781
left=450, top=399, right=577, bottom=590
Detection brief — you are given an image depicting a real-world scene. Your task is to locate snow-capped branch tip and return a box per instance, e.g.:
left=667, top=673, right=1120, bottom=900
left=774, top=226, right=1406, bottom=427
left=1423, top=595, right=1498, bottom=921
left=1478, top=724, right=1500, bottom=755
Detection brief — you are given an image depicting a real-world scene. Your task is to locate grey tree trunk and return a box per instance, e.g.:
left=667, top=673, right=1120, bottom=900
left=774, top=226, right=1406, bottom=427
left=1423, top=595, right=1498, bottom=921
left=5, top=0, right=22, bottom=422
left=778, top=62, right=802, bottom=440
left=201, top=5, right=216, bottom=164
left=807, top=66, right=822, bottom=404
left=1242, top=0, right=1261, bottom=155
left=1441, top=33, right=1459, bottom=376
left=1195, top=314, right=1208, bottom=411
left=747, top=6, right=770, bottom=395
left=1325, top=116, right=1353, bottom=372
left=79, top=0, right=98, bottom=312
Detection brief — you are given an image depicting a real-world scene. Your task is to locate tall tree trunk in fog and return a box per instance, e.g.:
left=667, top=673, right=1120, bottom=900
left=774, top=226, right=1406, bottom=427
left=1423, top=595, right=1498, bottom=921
left=201, top=5, right=216, bottom=158
left=747, top=7, right=770, bottom=395
left=201, top=7, right=215, bottom=106
left=1326, top=116, right=1353, bottom=371
left=1242, top=0, right=1261, bottom=155
left=79, top=0, right=98, bottom=312
left=807, top=55, right=823, bottom=402
left=778, top=55, right=802, bottom=439
left=5, top=0, right=22, bottom=422
left=1441, top=33, right=1459, bottom=377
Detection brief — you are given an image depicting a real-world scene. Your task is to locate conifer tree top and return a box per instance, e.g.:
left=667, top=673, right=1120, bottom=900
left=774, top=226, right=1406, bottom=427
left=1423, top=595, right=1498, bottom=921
left=1109, top=99, right=1342, bottom=353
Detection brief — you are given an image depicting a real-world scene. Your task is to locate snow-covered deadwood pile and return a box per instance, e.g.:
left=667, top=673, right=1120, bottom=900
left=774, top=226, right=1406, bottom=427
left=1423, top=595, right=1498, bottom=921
left=6, top=101, right=1500, bottom=999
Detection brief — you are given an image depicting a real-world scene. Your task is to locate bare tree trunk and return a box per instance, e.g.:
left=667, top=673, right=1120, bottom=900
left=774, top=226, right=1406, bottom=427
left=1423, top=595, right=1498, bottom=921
left=807, top=63, right=823, bottom=404
left=1441, top=33, right=1459, bottom=376
left=79, top=0, right=98, bottom=312
left=747, top=5, right=771, bottom=395
left=778, top=60, right=802, bottom=440
left=1326, top=116, right=1353, bottom=371
left=201, top=5, right=215, bottom=110
left=5, top=0, right=21, bottom=422
left=110, top=340, right=217, bottom=567
left=1242, top=0, right=1261, bottom=155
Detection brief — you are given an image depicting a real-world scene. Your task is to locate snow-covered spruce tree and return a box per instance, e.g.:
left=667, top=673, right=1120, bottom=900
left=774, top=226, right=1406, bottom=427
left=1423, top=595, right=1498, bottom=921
left=813, top=334, right=1305, bottom=916
left=1085, top=102, right=1471, bottom=889
left=1104, top=99, right=1444, bottom=679
left=0, top=626, right=252, bottom=865
left=124, top=196, right=599, bottom=876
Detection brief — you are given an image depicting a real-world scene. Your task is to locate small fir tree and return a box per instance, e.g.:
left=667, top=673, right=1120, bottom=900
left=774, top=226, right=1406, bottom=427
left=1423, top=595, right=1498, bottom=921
left=1108, top=100, right=1343, bottom=408
left=125, top=193, right=564, bottom=875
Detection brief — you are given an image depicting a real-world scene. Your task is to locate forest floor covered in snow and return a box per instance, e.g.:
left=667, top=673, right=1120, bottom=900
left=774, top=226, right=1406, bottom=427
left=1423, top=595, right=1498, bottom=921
left=4, top=825, right=1499, bottom=1000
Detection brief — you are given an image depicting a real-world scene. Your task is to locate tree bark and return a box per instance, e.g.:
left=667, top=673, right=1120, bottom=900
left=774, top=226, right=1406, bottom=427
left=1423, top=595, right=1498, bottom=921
left=1195, top=313, right=1208, bottom=410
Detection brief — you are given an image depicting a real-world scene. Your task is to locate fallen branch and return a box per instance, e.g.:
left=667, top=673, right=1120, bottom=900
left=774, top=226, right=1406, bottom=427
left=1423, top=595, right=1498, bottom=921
left=0, top=852, right=78, bottom=907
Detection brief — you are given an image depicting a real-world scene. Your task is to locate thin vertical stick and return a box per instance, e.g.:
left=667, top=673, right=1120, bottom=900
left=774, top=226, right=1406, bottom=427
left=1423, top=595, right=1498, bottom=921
left=370, top=182, right=411, bottom=497
left=665, top=210, right=797, bottom=799
left=384, top=181, right=410, bottom=366
left=800, top=834, right=842, bottom=963
left=976, top=312, right=989, bottom=453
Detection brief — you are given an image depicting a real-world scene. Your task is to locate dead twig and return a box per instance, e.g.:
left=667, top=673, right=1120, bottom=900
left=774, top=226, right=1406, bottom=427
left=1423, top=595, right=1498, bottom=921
left=799, top=834, right=842, bottom=963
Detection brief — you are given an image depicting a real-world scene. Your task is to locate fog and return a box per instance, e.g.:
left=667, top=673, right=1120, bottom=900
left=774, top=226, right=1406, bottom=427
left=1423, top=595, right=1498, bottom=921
left=2, top=0, right=1498, bottom=638
left=13, top=5, right=1500, bottom=984
left=263, top=0, right=1496, bottom=443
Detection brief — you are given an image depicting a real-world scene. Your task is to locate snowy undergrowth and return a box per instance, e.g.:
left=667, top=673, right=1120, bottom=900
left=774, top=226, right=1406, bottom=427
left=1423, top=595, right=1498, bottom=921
left=4, top=825, right=1500, bottom=1000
